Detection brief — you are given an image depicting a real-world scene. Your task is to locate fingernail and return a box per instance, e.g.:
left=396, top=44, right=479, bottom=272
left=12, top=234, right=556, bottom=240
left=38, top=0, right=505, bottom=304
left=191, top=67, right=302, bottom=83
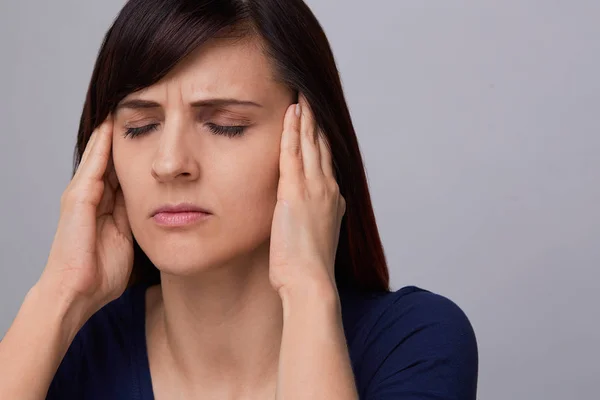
left=295, top=103, right=301, bottom=117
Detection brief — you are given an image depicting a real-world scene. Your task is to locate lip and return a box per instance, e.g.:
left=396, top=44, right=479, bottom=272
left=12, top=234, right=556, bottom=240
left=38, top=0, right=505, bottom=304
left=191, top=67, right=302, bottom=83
left=153, top=211, right=211, bottom=227
left=151, top=202, right=212, bottom=217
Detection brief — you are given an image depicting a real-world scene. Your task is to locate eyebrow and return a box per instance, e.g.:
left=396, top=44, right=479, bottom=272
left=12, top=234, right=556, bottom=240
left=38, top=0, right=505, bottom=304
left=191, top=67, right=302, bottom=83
left=115, top=98, right=263, bottom=113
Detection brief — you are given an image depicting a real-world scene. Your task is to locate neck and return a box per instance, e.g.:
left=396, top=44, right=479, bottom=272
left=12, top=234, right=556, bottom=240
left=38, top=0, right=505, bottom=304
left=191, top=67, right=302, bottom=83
left=148, top=243, right=282, bottom=395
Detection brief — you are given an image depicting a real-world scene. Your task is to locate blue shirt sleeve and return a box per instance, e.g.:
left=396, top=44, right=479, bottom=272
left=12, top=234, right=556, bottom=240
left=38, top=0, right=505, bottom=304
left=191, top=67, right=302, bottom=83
left=359, top=289, right=479, bottom=399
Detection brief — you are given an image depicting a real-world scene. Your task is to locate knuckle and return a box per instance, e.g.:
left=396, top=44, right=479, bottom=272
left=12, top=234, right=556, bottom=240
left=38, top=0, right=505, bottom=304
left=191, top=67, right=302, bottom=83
left=326, top=178, right=340, bottom=192
left=310, top=181, right=329, bottom=198
left=62, top=189, right=87, bottom=207
left=284, top=183, right=306, bottom=203
left=290, top=184, right=307, bottom=201
left=60, top=188, right=80, bottom=207
left=301, top=125, right=313, bottom=137
left=284, top=143, right=301, bottom=158
left=61, top=182, right=102, bottom=208
left=280, top=161, right=303, bottom=181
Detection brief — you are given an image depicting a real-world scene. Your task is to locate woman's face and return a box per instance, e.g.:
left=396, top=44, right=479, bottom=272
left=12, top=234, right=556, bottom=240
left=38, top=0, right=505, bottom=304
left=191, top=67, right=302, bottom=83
left=112, top=36, right=294, bottom=275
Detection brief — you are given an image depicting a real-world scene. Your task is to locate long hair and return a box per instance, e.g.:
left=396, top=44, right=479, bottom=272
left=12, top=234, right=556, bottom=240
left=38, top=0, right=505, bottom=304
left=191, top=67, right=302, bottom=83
left=72, top=0, right=390, bottom=294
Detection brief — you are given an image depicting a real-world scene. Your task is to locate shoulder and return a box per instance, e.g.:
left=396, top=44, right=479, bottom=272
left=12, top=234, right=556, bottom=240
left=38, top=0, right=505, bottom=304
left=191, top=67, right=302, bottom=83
left=340, top=286, right=479, bottom=399
left=46, top=283, right=147, bottom=399
left=340, top=285, right=476, bottom=343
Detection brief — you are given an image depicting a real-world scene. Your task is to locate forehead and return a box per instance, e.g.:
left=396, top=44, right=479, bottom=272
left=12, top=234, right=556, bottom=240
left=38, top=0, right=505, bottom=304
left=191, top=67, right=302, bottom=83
left=126, top=36, right=281, bottom=104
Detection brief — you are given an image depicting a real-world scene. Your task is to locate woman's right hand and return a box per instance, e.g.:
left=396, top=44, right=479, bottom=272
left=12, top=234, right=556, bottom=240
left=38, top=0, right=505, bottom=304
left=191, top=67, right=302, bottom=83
left=40, top=114, right=134, bottom=315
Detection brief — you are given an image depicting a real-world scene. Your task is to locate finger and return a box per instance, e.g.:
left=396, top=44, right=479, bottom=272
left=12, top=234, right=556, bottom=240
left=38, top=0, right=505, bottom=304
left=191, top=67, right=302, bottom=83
left=279, top=103, right=303, bottom=184
left=105, top=152, right=119, bottom=192
left=75, top=116, right=110, bottom=179
left=298, top=94, right=322, bottom=179
left=113, top=187, right=132, bottom=240
left=78, top=115, right=114, bottom=182
left=96, top=175, right=115, bottom=218
left=317, top=130, right=335, bottom=180
left=97, top=140, right=119, bottom=218
left=77, top=128, right=99, bottom=171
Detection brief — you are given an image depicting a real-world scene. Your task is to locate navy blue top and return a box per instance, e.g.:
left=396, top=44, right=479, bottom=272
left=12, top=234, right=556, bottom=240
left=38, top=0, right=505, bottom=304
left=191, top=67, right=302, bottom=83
left=46, top=282, right=478, bottom=399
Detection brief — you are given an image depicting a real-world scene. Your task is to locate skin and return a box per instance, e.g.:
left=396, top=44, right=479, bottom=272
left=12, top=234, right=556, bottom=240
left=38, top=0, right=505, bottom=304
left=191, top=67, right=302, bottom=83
left=112, top=36, right=293, bottom=398
left=110, top=33, right=354, bottom=399
left=0, top=26, right=355, bottom=400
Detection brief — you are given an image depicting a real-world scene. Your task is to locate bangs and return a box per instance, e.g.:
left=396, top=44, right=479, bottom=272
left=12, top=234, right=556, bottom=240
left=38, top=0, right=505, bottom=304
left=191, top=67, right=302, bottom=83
left=102, top=0, right=256, bottom=111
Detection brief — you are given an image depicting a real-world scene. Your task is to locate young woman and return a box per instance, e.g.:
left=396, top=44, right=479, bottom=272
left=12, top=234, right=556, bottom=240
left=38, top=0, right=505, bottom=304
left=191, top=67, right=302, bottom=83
left=0, top=0, right=478, bottom=399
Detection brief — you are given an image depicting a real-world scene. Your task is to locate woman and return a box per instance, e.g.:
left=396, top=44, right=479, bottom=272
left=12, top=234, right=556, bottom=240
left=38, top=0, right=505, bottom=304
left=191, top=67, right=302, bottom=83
left=0, top=0, right=478, bottom=399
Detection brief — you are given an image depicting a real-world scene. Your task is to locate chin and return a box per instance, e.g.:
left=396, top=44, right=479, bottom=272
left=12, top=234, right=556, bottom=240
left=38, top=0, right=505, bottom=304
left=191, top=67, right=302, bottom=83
left=152, top=255, right=210, bottom=277
left=142, top=241, right=247, bottom=278
left=136, top=227, right=270, bottom=277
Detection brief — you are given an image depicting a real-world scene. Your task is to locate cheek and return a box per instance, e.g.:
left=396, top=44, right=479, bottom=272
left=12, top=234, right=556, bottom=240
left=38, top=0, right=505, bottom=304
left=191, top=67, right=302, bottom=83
left=230, top=153, right=280, bottom=210
left=224, top=127, right=282, bottom=202
left=113, top=159, right=138, bottom=195
left=111, top=146, right=148, bottom=221
left=221, top=145, right=281, bottom=236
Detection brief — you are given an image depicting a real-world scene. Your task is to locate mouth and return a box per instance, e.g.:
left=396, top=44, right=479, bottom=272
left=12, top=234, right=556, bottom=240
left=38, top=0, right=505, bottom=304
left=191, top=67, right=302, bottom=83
left=152, top=210, right=211, bottom=227
left=151, top=202, right=211, bottom=216
left=151, top=202, right=213, bottom=227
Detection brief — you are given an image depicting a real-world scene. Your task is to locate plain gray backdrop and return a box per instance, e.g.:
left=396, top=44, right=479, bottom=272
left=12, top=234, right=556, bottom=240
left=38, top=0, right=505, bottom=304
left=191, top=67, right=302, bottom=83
left=1, top=1, right=599, bottom=399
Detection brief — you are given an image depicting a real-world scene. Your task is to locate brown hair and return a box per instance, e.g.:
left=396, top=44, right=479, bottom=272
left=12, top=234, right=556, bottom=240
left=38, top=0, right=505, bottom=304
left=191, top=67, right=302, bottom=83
left=72, top=0, right=390, bottom=294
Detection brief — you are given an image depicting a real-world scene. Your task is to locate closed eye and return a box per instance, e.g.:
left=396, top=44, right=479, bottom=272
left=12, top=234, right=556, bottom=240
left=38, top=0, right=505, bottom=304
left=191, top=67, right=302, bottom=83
left=205, top=123, right=247, bottom=138
left=123, top=123, right=248, bottom=139
left=123, top=124, right=159, bottom=138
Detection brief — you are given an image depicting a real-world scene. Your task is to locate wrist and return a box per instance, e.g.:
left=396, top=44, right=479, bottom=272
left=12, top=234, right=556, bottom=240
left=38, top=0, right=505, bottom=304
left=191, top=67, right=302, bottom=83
left=31, top=276, right=94, bottom=343
left=278, top=278, right=341, bottom=319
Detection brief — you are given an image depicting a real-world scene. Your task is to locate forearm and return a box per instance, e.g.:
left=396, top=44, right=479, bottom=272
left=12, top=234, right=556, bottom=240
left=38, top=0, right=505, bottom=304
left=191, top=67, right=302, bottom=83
left=276, top=281, right=359, bottom=400
left=0, top=278, right=88, bottom=400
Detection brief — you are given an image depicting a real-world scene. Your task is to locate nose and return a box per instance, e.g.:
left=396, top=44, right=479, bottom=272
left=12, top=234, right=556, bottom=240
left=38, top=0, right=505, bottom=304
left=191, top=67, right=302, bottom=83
left=151, top=120, right=200, bottom=183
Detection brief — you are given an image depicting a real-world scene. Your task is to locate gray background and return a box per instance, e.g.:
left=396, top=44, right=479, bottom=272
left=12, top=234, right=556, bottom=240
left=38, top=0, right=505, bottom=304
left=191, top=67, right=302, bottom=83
left=1, top=1, right=598, bottom=399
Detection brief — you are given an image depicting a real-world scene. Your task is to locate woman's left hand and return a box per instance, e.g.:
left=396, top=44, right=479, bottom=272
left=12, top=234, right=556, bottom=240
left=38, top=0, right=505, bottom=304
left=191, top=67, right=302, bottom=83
left=269, top=93, right=346, bottom=297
